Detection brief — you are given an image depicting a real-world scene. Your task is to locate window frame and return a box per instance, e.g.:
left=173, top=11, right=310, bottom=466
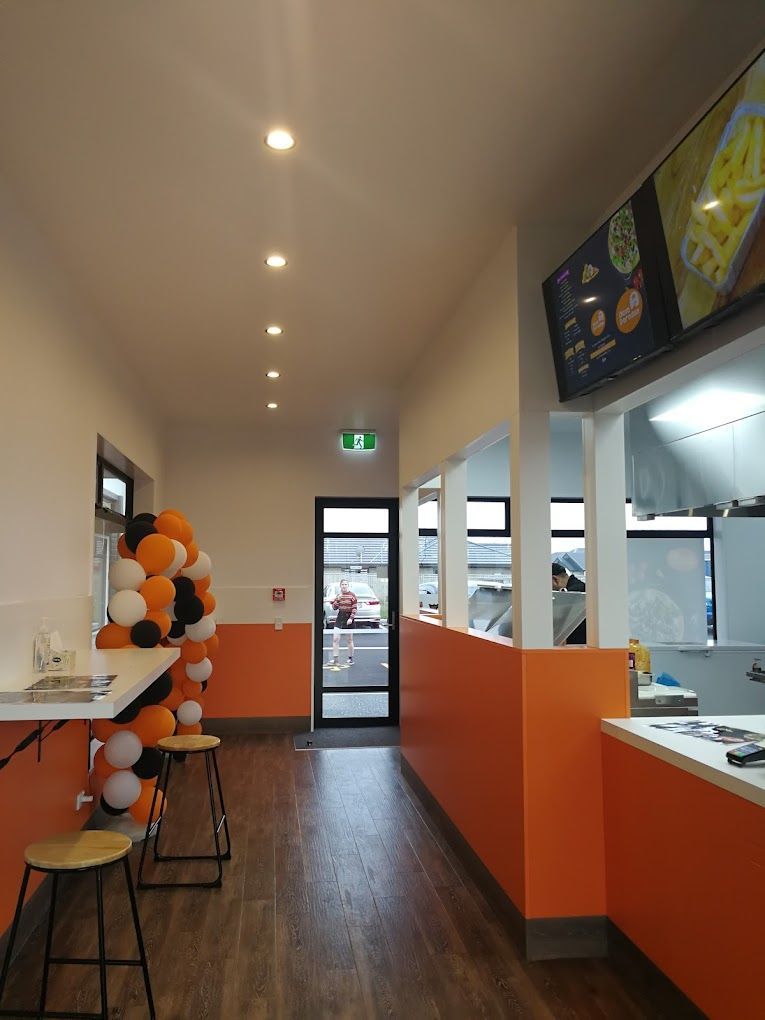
left=419, top=496, right=511, bottom=538
left=95, top=455, right=133, bottom=525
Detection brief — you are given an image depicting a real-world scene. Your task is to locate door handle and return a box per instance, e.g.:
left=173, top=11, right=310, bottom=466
left=389, top=611, right=396, bottom=631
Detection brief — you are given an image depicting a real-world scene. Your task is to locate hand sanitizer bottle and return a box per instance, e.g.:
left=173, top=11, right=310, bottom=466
left=33, top=617, right=51, bottom=671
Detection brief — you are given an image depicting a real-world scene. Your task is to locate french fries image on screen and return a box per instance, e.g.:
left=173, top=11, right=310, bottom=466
left=685, top=112, right=765, bottom=289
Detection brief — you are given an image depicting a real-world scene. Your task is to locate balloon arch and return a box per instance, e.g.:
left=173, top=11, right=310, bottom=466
left=93, top=509, right=218, bottom=825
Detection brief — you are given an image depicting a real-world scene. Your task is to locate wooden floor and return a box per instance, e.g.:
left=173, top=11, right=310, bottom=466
left=3, top=735, right=659, bottom=1018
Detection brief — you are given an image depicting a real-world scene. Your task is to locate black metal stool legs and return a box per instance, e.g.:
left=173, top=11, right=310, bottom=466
left=0, top=863, right=31, bottom=1012
left=211, top=749, right=232, bottom=861
left=38, top=872, right=58, bottom=1018
left=122, top=858, right=155, bottom=1020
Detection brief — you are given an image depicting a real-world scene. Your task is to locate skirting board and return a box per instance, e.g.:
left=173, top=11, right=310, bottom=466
left=607, top=922, right=705, bottom=1019
left=399, top=755, right=607, bottom=961
left=205, top=716, right=310, bottom=735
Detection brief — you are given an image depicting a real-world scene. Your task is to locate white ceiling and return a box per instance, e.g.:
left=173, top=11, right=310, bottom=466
left=1, top=1, right=764, bottom=429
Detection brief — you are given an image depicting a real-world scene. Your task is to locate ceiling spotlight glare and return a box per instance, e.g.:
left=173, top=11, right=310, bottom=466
left=265, top=325, right=283, bottom=336
left=265, top=129, right=295, bottom=151
left=267, top=402, right=278, bottom=410
left=265, top=254, right=287, bottom=268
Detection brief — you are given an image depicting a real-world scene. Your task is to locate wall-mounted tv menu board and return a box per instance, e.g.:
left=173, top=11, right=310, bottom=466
left=652, top=49, right=765, bottom=334
left=543, top=191, right=671, bottom=401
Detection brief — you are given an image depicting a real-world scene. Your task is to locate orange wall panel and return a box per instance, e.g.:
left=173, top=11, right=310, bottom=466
left=204, top=623, right=311, bottom=718
left=523, top=648, right=628, bottom=918
left=0, top=720, right=92, bottom=934
left=603, top=735, right=764, bottom=1017
left=400, top=618, right=527, bottom=911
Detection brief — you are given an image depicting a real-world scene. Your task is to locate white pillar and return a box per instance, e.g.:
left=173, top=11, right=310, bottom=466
left=439, top=457, right=468, bottom=629
left=510, top=410, right=552, bottom=647
left=582, top=412, right=628, bottom=647
left=400, top=487, right=420, bottom=618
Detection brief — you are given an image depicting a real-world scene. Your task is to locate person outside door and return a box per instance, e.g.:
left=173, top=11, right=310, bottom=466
left=329, top=578, right=357, bottom=665
left=552, top=561, right=587, bottom=645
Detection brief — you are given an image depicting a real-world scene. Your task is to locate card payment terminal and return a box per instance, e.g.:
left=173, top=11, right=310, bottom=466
left=726, top=743, right=765, bottom=767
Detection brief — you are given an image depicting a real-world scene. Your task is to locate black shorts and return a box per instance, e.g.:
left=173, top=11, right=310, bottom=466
left=334, top=610, right=354, bottom=630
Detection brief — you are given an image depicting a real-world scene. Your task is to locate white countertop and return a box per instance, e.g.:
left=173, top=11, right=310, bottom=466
left=649, top=640, right=765, bottom=652
left=0, top=648, right=179, bottom=721
left=602, top=715, right=765, bottom=809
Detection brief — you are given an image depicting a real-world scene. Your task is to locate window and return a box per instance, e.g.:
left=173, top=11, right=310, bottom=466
left=92, top=457, right=134, bottom=639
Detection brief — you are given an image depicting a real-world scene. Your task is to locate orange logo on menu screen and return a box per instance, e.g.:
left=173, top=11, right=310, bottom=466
left=616, top=288, right=643, bottom=333
left=590, top=309, right=606, bottom=336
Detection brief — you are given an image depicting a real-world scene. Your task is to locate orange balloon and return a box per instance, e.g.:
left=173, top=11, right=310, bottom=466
left=205, top=634, right=219, bottom=658
left=180, top=640, right=207, bottom=665
left=162, top=507, right=187, bottom=521
left=176, top=723, right=202, bottom=737
left=155, top=512, right=185, bottom=542
left=135, top=534, right=175, bottom=575
left=177, top=518, right=194, bottom=546
left=160, top=686, right=185, bottom=711
left=183, top=541, right=199, bottom=568
left=95, top=623, right=131, bottom=649
left=146, top=610, right=171, bottom=639
left=193, top=576, right=212, bottom=596
left=93, top=746, right=118, bottom=780
left=132, top=705, right=176, bottom=747
left=117, top=535, right=135, bottom=560
left=92, top=719, right=121, bottom=743
left=129, top=787, right=166, bottom=826
left=181, top=678, right=204, bottom=700
left=201, top=591, right=216, bottom=616
left=140, top=575, right=175, bottom=611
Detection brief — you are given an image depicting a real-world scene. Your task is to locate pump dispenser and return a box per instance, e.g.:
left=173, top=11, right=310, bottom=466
left=33, top=617, right=51, bottom=671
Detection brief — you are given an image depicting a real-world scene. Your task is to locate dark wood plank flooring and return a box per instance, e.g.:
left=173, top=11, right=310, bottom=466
left=2, top=736, right=659, bottom=1018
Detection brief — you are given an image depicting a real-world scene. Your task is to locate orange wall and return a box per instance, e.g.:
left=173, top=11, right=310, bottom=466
left=400, top=617, right=629, bottom=921
left=603, top=735, right=764, bottom=1017
left=400, top=617, right=527, bottom=909
left=204, top=623, right=311, bottom=718
left=0, top=720, right=92, bottom=935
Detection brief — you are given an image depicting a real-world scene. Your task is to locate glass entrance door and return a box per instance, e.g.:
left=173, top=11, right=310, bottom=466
left=314, top=498, right=399, bottom=727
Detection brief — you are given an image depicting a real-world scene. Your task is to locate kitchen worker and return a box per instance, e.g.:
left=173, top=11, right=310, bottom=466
left=329, top=578, right=357, bottom=666
left=552, top=561, right=587, bottom=645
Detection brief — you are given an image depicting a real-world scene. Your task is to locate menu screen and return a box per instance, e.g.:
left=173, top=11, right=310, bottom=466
left=544, top=200, right=662, bottom=400
left=653, top=50, right=765, bottom=333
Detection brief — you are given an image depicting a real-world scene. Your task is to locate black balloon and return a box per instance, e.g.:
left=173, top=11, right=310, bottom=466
left=175, top=596, right=204, bottom=625
left=125, top=520, right=156, bottom=552
left=100, top=794, right=126, bottom=817
left=130, top=619, right=162, bottom=648
left=201, top=680, right=208, bottom=693
left=132, top=747, right=163, bottom=780
left=133, top=512, right=157, bottom=524
left=169, top=620, right=186, bottom=639
left=114, top=699, right=141, bottom=724
left=173, top=577, right=195, bottom=601
left=139, top=671, right=172, bottom=706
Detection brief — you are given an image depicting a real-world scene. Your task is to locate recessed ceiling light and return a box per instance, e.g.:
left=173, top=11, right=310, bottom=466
left=267, top=402, right=279, bottom=410
left=266, top=370, right=280, bottom=379
left=265, top=325, right=283, bottom=336
left=265, top=129, right=296, bottom=151
left=265, top=254, right=287, bottom=268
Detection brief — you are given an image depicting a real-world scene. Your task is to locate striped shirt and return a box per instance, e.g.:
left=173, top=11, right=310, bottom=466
left=332, top=591, right=357, bottom=619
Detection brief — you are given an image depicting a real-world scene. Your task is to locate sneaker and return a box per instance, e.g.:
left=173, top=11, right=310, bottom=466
left=328, top=657, right=338, bottom=666
left=347, top=656, right=354, bottom=665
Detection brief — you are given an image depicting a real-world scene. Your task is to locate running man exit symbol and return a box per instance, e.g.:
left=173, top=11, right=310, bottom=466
left=341, top=431, right=376, bottom=451
left=353, top=434, right=364, bottom=449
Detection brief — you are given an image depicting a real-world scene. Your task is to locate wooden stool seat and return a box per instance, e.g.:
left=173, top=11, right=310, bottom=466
left=25, top=831, right=132, bottom=872
left=157, top=734, right=220, bottom=753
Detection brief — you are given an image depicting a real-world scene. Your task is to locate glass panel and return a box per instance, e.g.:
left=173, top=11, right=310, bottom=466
left=417, top=500, right=438, bottom=530
left=92, top=517, right=123, bottom=640
left=551, top=538, right=586, bottom=583
left=468, top=537, right=511, bottom=589
left=550, top=502, right=586, bottom=532
left=467, top=500, right=506, bottom=532
left=101, top=469, right=128, bottom=516
left=418, top=534, right=439, bottom=609
left=323, top=692, right=389, bottom=719
left=625, top=505, right=708, bottom=532
left=323, top=507, right=389, bottom=533
left=627, top=537, right=707, bottom=644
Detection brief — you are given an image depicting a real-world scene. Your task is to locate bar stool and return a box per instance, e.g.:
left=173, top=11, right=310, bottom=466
left=137, top=734, right=231, bottom=890
left=0, top=831, right=155, bottom=1020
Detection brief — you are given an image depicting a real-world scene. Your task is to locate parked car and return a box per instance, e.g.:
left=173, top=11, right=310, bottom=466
left=323, top=582, right=382, bottom=628
left=419, top=582, right=439, bottom=610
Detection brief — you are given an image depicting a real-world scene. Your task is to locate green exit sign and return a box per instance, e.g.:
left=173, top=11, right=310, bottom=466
left=341, top=431, right=376, bottom=451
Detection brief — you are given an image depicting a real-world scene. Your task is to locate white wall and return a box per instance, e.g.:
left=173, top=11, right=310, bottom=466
left=467, top=429, right=584, bottom=499
left=162, top=424, right=398, bottom=625
left=0, top=185, right=163, bottom=682
left=714, top=517, right=765, bottom=645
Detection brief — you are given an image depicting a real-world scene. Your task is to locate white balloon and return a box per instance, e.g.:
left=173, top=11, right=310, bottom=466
left=162, top=539, right=187, bottom=578
left=167, top=604, right=177, bottom=622
left=103, top=770, right=142, bottom=810
left=182, top=550, right=212, bottom=581
left=104, top=730, right=142, bottom=769
left=108, top=590, right=148, bottom=628
left=167, top=632, right=187, bottom=646
left=186, top=616, right=216, bottom=643
left=177, top=700, right=203, bottom=726
left=110, top=558, right=146, bottom=592
left=185, top=658, right=212, bottom=683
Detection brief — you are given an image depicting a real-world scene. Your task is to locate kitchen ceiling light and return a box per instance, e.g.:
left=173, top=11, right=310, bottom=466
left=650, top=389, right=765, bottom=429
left=265, top=325, right=283, bottom=336
left=266, top=371, right=280, bottom=379
left=265, top=254, right=287, bottom=268
left=265, top=129, right=295, bottom=151
left=267, top=402, right=278, bottom=410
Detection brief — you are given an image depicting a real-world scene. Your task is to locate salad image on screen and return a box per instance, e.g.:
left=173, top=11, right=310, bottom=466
left=608, top=204, right=640, bottom=275
left=654, top=50, right=765, bottom=331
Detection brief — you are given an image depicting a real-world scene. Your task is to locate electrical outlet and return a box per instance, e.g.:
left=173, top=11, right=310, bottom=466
left=274, top=617, right=283, bottom=631
left=75, top=790, right=94, bottom=812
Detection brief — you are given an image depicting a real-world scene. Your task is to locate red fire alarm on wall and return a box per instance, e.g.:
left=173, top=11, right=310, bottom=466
left=272, top=587, right=286, bottom=602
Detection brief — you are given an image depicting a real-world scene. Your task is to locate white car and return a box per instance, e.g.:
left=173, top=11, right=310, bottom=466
left=323, top=582, right=382, bottom=629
